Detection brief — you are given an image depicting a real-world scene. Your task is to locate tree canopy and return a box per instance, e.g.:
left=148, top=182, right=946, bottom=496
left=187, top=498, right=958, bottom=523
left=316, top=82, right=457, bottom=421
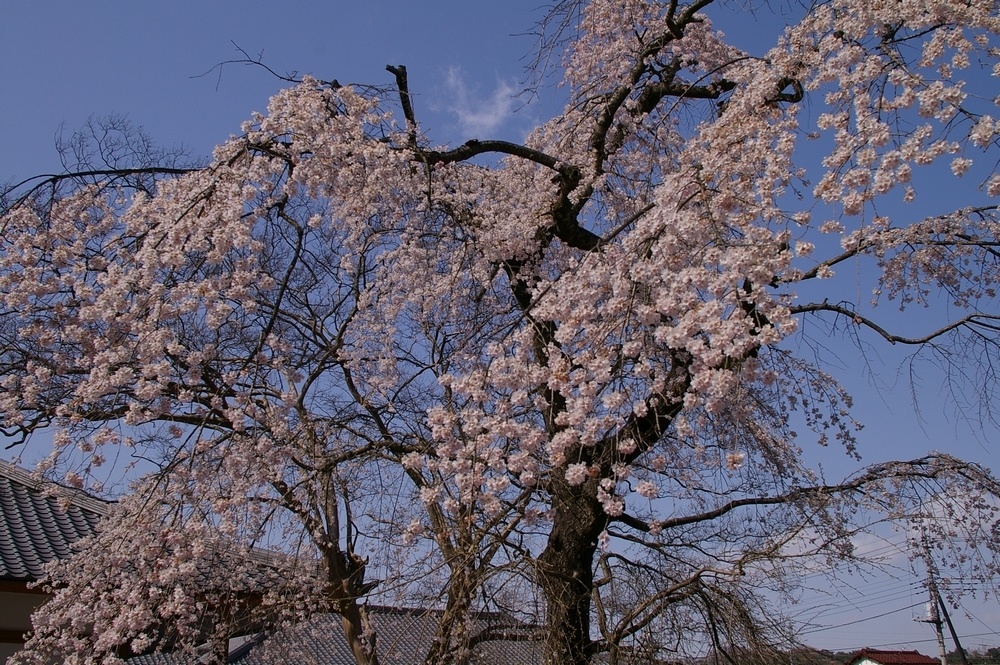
left=2, top=1, right=1000, bottom=664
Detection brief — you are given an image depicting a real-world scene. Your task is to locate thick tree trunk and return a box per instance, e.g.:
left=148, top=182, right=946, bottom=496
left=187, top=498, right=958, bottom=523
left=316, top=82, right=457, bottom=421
left=338, top=601, right=378, bottom=665
left=326, top=550, right=379, bottom=665
left=537, top=479, right=607, bottom=665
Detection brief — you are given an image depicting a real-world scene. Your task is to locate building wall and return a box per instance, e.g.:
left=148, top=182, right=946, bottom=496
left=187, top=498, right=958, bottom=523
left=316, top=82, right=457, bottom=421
left=0, top=589, right=48, bottom=664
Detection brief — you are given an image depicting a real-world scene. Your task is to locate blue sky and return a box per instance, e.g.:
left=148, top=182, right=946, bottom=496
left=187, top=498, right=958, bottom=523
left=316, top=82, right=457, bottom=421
left=2, top=0, right=998, bottom=654
left=0, top=0, right=554, bottom=185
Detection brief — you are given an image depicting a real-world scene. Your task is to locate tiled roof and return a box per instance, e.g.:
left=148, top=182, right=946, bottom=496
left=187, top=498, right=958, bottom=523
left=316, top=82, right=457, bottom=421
left=849, top=649, right=941, bottom=665
left=127, top=650, right=202, bottom=664
left=0, top=461, right=108, bottom=582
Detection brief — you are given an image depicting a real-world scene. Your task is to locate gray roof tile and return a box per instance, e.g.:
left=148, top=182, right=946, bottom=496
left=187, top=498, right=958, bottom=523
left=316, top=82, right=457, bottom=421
left=0, top=462, right=107, bottom=581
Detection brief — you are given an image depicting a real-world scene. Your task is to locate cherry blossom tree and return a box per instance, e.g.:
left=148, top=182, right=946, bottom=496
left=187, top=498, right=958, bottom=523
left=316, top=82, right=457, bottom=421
left=3, top=1, right=1000, bottom=664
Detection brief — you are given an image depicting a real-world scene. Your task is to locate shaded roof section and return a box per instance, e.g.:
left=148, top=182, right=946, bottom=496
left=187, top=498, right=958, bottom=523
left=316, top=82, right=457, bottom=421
left=0, top=461, right=108, bottom=582
left=848, top=649, right=941, bottom=665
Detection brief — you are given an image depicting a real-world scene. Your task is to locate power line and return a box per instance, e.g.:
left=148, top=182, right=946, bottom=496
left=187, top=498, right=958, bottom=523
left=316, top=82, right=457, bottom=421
left=799, top=601, right=925, bottom=635
left=818, top=632, right=1000, bottom=653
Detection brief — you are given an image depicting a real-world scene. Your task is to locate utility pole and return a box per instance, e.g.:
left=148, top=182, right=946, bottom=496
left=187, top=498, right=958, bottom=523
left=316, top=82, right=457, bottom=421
left=917, top=539, right=948, bottom=665
left=917, top=539, right=969, bottom=665
left=918, top=570, right=949, bottom=665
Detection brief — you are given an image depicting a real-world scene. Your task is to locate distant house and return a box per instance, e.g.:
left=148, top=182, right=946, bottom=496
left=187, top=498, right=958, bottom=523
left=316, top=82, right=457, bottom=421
left=847, top=649, right=942, bottom=665
left=0, top=461, right=108, bottom=664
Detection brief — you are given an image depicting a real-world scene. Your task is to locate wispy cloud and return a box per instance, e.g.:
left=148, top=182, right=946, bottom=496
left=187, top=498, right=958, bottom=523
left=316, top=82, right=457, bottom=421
left=441, top=66, right=518, bottom=138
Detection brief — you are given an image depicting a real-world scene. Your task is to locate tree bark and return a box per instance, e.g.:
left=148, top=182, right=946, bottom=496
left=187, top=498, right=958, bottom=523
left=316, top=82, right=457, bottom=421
left=537, top=477, right=607, bottom=665
left=327, top=550, right=379, bottom=665
left=338, top=601, right=378, bottom=665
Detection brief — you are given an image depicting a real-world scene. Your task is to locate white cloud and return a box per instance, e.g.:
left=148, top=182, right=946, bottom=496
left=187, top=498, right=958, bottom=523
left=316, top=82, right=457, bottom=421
left=441, top=66, right=518, bottom=137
